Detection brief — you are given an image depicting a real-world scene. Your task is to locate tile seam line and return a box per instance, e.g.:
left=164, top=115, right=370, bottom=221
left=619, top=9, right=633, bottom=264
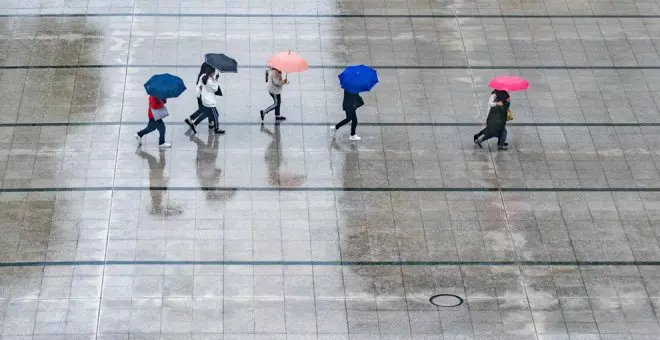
left=0, top=260, right=658, bottom=267
left=1, top=187, right=660, bottom=192
left=2, top=65, right=660, bottom=70
left=1, top=13, right=659, bottom=18
left=2, top=122, right=659, bottom=127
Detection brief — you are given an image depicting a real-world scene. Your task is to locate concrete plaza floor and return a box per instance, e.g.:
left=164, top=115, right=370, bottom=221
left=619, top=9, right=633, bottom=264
left=1, top=0, right=660, bottom=338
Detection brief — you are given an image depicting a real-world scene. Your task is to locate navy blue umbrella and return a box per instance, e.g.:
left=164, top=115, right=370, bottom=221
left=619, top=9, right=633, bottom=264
left=144, top=73, right=186, bottom=99
left=338, top=65, right=379, bottom=93
left=205, top=53, right=238, bottom=73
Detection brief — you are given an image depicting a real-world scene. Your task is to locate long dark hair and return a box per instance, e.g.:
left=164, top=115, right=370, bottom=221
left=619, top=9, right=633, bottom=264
left=492, top=89, right=510, bottom=102
left=201, top=69, right=215, bottom=85
left=265, top=67, right=281, bottom=82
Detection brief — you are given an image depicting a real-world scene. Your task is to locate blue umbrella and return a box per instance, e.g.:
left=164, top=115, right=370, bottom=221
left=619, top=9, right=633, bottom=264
left=144, top=73, right=186, bottom=99
left=338, top=65, right=379, bottom=93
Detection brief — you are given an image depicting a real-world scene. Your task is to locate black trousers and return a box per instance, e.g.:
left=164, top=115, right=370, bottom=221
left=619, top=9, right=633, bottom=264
left=189, top=97, right=214, bottom=127
left=475, top=127, right=507, bottom=146
left=194, top=106, right=219, bottom=129
left=336, top=109, right=358, bottom=135
left=263, top=93, right=282, bottom=116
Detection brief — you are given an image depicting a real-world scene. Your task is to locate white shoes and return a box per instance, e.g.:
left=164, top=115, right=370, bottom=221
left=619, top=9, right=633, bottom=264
left=331, top=126, right=362, bottom=141
left=135, top=134, right=171, bottom=149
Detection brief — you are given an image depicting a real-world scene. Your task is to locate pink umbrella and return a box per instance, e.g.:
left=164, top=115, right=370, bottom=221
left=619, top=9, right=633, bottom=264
left=488, top=76, right=529, bottom=91
left=267, top=51, right=308, bottom=73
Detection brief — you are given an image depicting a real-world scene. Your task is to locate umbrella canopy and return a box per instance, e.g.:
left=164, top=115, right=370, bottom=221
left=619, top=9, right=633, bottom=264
left=205, top=53, right=238, bottom=73
left=338, top=65, right=379, bottom=93
left=268, top=51, right=308, bottom=73
left=489, top=75, right=529, bottom=91
left=144, top=73, right=186, bottom=99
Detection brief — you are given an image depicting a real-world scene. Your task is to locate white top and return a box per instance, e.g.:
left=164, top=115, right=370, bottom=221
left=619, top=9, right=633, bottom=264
left=267, top=69, right=285, bottom=95
left=198, top=73, right=219, bottom=107
left=488, top=93, right=498, bottom=107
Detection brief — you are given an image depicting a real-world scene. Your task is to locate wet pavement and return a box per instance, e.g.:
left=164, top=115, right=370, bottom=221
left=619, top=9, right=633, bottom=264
left=1, top=0, right=660, bottom=339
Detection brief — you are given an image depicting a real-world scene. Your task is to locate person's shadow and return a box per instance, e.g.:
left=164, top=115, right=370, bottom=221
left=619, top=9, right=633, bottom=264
left=261, top=123, right=305, bottom=187
left=190, top=132, right=235, bottom=201
left=136, top=149, right=182, bottom=216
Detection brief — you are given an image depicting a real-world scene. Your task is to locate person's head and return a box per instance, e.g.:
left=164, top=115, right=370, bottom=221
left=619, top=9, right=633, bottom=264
left=202, top=69, right=216, bottom=84
left=493, top=89, right=509, bottom=102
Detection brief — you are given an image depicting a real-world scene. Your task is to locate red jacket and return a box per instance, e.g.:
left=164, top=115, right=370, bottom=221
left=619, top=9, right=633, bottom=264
left=147, top=96, right=165, bottom=120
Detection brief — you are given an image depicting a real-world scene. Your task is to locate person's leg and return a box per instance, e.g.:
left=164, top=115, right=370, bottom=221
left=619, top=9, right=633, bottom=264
left=335, top=110, right=352, bottom=130
left=348, top=110, right=358, bottom=136
left=498, top=128, right=508, bottom=149
left=207, top=98, right=215, bottom=129
left=155, top=119, right=166, bottom=145
left=274, top=94, right=281, bottom=116
left=263, top=93, right=278, bottom=114
left=189, top=98, right=204, bottom=120
left=474, top=128, right=485, bottom=140
left=475, top=133, right=495, bottom=148
left=211, top=107, right=224, bottom=134
left=194, top=106, right=211, bottom=126
left=138, top=119, right=156, bottom=137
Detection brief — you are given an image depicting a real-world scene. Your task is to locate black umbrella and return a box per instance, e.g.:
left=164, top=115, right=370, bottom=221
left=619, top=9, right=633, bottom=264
left=204, top=53, right=238, bottom=73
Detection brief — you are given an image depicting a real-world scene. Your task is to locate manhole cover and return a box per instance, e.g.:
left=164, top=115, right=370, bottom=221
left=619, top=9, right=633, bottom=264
left=429, top=294, right=463, bottom=307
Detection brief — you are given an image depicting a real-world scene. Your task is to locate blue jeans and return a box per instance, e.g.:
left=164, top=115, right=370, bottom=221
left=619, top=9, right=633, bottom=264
left=499, top=127, right=507, bottom=145
left=138, top=119, right=166, bottom=145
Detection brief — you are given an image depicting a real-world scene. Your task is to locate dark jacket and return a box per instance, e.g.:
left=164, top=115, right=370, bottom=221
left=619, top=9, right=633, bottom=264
left=342, top=90, right=364, bottom=111
left=198, top=62, right=222, bottom=96
left=484, top=103, right=508, bottom=137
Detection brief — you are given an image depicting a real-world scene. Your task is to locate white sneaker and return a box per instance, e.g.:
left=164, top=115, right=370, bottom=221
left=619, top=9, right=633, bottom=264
left=159, top=143, right=172, bottom=149
left=134, top=133, right=142, bottom=145
left=349, top=134, right=362, bottom=141
left=329, top=126, right=336, bottom=135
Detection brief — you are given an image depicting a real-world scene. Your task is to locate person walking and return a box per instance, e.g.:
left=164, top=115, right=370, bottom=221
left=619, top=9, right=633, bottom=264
left=474, top=89, right=510, bottom=144
left=135, top=95, right=171, bottom=149
left=474, top=97, right=509, bottom=150
left=330, top=90, right=364, bottom=141
left=260, top=67, right=287, bottom=121
left=185, top=62, right=222, bottom=132
left=188, top=69, right=225, bottom=134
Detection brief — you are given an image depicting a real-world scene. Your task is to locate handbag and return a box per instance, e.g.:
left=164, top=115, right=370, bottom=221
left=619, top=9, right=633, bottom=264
left=152, top=106, right=169, bottom=121
left=506, top=108, right=514, bottom=121
left=355, top=96, right=364, bottom=109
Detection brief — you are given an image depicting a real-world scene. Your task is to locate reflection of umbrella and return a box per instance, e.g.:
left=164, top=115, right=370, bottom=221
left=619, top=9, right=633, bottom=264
left=489, top=76, right=529, bottom=91
left=268, top=51, right=308, bottom=73
left=144, top=73, right=186, bottom=99
left=338, top=65, right=379, bottom=93
left=205, top=53, right=238, bottom=73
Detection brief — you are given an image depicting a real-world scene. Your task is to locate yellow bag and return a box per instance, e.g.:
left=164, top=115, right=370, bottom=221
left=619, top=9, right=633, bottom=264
left=506, top=109, right=514, bottom=121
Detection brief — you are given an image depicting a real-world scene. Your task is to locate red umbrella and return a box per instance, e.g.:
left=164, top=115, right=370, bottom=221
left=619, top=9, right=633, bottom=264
left=489, top=76, right=529, bottom=91
left=267, top=51, right=308, bottom=73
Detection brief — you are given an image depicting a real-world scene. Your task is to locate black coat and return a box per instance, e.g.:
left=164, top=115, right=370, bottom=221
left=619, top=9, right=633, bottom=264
left=342, top=90, right=364, bottom=111
left=484, top=104, right=508, bottom=137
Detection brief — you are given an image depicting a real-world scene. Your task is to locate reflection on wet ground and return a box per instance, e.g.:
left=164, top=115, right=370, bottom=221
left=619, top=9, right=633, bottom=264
left=1, top=0, right=660, bottom=338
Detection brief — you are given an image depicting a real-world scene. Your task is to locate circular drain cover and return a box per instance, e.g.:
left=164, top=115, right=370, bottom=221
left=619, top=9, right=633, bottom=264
left=429, top=294, right=463, bottom=307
